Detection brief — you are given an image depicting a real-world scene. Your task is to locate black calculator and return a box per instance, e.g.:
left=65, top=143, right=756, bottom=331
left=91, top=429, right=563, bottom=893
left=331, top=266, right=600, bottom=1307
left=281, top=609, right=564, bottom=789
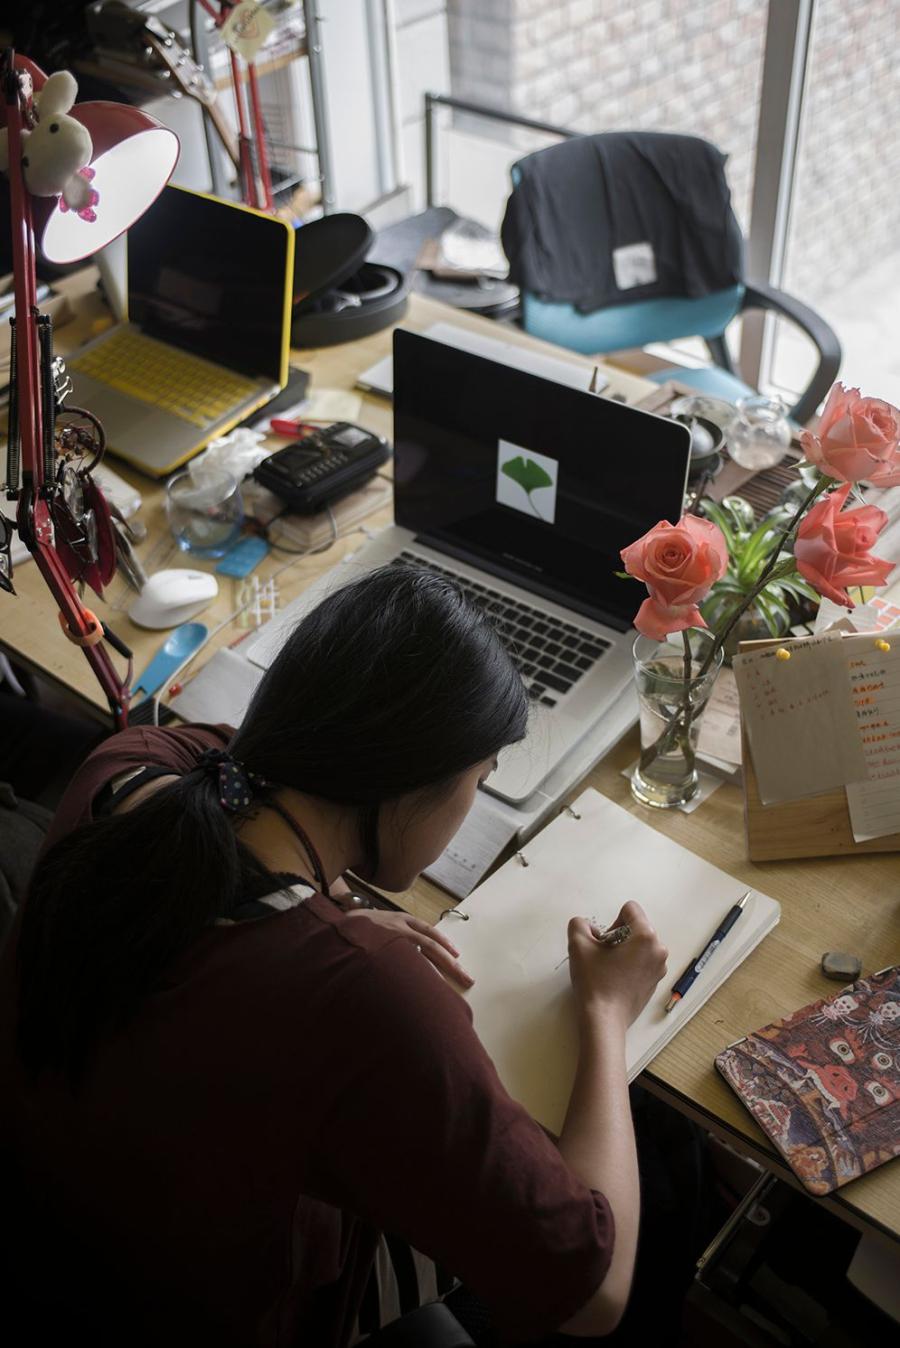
left=253, top=423, right=391, bottom=515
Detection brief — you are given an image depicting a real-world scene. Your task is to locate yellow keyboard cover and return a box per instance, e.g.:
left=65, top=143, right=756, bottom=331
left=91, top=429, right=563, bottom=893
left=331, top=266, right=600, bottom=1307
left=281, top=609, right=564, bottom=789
left=69, top=328, right=258, bottom=429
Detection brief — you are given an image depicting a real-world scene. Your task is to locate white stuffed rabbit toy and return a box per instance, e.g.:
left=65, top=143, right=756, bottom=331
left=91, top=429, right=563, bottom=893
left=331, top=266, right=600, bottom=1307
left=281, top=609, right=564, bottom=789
left=0, top=70, right=99, bottom=220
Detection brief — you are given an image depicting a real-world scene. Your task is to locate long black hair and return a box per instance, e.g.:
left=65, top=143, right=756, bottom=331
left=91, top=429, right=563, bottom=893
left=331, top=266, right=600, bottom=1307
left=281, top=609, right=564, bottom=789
left=16, top=566, right=528, bottom=1084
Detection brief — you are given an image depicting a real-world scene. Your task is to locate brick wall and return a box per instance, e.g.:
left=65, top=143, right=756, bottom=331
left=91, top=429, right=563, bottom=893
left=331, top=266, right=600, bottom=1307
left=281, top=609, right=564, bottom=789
left=447, top=0, right=900, bottom=308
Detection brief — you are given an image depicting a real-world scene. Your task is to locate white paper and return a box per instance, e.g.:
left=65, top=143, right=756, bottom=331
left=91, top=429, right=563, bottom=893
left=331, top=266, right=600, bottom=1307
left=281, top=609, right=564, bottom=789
left=302, top=389, right=363, bottom=423
left=734, top=635, right=868, bottom=803
left=427, top=680, right=639, bottom=900
left=612, top=241, right=657, bottom=290
left=170, top=647, right=263, bottom=726
left=844, top=637, right=900, bottom=841
left=440, top=788, right=780, bottom=1135
left=697, top=667, right=742, bottom=767
left=426, top=806, right=519, bottom=899
left=814, top=593, right=900, bottom=636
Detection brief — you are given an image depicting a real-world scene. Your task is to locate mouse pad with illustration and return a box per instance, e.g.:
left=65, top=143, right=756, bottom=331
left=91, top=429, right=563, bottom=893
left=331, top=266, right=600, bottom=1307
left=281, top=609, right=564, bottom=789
left=716, top=966, right=900, bottom=1194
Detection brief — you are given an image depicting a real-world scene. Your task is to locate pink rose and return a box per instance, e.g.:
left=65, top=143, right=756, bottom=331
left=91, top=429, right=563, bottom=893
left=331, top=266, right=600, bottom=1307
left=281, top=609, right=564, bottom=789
left=800, top=383, right=900, bottom=485
left=794, top=483, right=894, bottom=607
left=621, top=515, right=728, bottom=639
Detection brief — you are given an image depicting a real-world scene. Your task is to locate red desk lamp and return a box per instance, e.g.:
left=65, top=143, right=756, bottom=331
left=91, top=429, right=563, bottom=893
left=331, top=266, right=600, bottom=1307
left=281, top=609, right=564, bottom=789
left=1, top=51, right=178, bottom=730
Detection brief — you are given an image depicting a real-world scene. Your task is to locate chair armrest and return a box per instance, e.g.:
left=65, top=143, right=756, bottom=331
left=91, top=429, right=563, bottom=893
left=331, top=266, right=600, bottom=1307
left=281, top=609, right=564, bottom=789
left=741, top=281, right=841, bottom=426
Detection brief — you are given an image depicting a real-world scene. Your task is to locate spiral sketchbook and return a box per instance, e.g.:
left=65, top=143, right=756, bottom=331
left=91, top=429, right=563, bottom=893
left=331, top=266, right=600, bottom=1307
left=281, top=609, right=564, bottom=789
left=438, top=788, right=781, bottom=1135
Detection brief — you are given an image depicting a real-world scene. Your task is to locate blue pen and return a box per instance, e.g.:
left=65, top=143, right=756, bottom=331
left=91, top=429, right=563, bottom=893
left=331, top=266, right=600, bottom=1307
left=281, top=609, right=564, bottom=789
left=665, top=891, right=751, bottom=1013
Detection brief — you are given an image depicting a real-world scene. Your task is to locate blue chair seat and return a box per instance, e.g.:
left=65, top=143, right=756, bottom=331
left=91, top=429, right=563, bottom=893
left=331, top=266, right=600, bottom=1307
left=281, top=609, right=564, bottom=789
left=521, top=287, right=745, bottom=356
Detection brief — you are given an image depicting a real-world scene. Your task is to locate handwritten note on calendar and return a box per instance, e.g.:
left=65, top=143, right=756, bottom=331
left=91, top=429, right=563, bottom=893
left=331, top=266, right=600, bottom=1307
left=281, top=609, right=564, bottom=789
left=733, top=634, right=868, bottom=804
left=845, top=640, right=900, bottom=841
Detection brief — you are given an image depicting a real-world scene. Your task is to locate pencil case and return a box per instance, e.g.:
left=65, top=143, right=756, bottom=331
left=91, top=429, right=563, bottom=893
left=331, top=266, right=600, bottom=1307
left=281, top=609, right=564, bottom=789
left=715, top=965, right=900, bottom=1194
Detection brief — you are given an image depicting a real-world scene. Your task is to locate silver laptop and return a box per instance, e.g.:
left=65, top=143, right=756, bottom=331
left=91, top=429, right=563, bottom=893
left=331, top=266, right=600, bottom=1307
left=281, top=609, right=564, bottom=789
left=66, top=185, right=294, bottom=478
left=245, top=329, right=690, bottom=804
left=357, top=319, right=609, bottom=399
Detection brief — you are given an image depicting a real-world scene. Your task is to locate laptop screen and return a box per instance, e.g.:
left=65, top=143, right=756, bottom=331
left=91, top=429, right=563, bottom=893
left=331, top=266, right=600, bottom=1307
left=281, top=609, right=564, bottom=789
left=126, top=186, right=291, bottom=383
left=393, top=330, right=691, bottom=629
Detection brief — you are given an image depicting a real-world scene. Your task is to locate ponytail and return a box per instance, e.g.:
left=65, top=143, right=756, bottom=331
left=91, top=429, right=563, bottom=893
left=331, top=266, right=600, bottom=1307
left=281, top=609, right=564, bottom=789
left=17, top=565, right=528, bottom=1085
left=16, top=769, right=277, bottom=1086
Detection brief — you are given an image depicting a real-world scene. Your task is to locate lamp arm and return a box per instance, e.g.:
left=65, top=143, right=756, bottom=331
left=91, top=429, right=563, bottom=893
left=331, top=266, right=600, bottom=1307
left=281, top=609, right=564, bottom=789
left=3, top=53, right=131, bottom=729
left=3, top=55, right=44, bottom=496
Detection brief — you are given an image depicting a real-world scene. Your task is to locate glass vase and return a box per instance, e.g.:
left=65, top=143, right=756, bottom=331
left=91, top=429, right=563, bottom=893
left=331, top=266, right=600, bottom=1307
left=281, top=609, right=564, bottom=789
left=631, top=630, right=724, bottom=809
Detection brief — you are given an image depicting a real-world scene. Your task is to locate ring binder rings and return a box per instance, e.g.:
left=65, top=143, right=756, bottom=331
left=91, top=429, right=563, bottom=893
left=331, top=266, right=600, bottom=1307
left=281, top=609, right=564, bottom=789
left=438, top=787, right=781, bottom=1135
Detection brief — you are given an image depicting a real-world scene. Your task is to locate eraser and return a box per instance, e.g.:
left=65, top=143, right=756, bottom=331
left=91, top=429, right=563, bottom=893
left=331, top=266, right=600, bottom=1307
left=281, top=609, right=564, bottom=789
left=821, top=952, right=862, bottom=982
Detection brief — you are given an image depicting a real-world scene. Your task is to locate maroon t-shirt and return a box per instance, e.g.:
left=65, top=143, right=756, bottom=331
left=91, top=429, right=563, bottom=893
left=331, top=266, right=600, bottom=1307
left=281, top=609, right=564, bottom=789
left=1, top=726, right=614, bottom=1346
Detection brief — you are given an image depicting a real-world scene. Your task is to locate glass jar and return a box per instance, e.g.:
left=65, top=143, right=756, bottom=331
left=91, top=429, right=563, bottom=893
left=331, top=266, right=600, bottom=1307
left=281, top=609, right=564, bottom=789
left=166, top=466, right=243, bottom=559
left=726, top=395, right=792, bottom=470
left=631, top=629, right=724, bottom=809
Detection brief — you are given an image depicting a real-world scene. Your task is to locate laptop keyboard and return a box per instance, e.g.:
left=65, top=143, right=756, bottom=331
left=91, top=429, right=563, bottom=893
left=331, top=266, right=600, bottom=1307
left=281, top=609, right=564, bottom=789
left=68, top=328, right=259, bottom=429
left=396, top=551, right=610, bottom=708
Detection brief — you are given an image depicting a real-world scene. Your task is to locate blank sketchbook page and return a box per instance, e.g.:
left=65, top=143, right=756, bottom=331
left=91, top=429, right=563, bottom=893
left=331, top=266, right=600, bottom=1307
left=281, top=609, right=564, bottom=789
left=439, top=788, right=780, bottom=1135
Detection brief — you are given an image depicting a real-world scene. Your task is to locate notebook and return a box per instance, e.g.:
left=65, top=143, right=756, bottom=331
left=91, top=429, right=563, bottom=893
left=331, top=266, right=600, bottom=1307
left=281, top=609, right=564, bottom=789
left=716, top=966, right=900, bottom=1195
left=438, top=787, right=781, bottom=1134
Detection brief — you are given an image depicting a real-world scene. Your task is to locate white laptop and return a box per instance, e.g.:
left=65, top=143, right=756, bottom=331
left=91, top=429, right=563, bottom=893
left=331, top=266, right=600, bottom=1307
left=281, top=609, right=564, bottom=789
left=356, top=319, right=609, bottom=399
left=245, top=329, right=690, bottom=804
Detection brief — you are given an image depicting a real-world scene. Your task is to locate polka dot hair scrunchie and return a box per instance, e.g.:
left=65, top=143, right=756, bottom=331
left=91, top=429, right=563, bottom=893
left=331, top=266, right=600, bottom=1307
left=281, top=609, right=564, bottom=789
left=195, top=749, right=271, bottom=813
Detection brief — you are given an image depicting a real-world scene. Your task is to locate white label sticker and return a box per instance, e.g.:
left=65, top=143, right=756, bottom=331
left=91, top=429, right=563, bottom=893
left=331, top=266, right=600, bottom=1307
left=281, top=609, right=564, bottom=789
left=612, top=241, right=657, bottom=291
left=220, top=0, right=276, bottom=61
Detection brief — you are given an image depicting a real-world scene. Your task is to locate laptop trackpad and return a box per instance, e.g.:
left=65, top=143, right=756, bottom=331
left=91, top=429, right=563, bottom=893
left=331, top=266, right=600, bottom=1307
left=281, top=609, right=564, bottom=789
left=68, top=374, right=200, bottom=469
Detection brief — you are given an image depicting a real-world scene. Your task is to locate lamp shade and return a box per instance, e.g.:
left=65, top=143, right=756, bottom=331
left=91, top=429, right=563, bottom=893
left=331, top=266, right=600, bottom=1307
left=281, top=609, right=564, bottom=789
left=38, top=101, right=179, bottom=264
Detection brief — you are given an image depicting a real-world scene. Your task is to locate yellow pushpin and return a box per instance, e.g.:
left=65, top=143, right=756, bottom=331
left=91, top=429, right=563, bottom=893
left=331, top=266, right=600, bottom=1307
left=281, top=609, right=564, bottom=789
left=875, top=638, right=891, bottom=652
left=775, top=647, right=792, bottom=661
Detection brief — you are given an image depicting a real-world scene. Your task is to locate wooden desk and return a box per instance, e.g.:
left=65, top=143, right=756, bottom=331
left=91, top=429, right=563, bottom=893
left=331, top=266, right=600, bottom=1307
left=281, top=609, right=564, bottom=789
left=4, top=276, right=899, bottom=1248
left=403, top=747, right=900, bottom=1247
left=0, top=276, right=649, bottom=719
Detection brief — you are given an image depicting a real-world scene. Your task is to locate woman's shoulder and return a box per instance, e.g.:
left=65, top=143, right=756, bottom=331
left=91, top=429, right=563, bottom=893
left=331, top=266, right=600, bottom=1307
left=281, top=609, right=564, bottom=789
left=302, top=896, right=477, bottom=1033
left=47, top=721, right=234, bottom=846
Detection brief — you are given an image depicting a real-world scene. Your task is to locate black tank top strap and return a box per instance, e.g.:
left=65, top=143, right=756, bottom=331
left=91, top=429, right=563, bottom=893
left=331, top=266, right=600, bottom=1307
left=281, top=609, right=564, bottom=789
left=262, top=798, right=331, bottom=896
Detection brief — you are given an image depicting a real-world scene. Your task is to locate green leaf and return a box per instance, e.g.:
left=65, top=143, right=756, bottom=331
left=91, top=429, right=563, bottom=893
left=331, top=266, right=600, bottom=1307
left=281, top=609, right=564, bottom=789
left=754, top=590, right=790, bottom=636
left=699, top=500, right=737, bottom=551
left=722, top=497, right=755, bottom=538
left=501, top=455, right=553, bottom=495
left=775, top=576, right=819, bottom=603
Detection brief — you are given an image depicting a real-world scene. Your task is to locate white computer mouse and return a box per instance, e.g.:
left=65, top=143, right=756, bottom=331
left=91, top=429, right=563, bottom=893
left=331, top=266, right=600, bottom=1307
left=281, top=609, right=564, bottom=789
left=129, top=568, right=219, bottom=630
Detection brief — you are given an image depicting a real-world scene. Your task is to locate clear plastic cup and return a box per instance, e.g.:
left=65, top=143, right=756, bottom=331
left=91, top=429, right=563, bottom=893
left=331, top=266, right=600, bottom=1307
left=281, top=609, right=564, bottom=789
left=166, top=466, right=243, bottom=558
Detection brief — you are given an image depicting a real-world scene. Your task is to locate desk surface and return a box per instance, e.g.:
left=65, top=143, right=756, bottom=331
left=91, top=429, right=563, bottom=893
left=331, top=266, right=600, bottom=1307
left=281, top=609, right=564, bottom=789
left=1, top=272, right=650, bottom=718
left=4, top=273, right=900, bottom=1246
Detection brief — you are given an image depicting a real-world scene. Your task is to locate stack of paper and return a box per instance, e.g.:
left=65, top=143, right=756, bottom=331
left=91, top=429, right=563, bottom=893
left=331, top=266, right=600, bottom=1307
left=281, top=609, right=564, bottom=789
left=734, top=632, right=900, bottom=842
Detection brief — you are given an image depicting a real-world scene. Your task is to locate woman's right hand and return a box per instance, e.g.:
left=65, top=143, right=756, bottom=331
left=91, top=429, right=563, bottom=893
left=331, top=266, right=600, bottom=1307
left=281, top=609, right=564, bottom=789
left=567, top=901, right=668, bottom=1029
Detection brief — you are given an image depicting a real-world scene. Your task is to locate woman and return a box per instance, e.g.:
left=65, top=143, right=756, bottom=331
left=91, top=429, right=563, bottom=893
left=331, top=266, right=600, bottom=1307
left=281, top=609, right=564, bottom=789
left=0, top=566, right=668, bottom=1346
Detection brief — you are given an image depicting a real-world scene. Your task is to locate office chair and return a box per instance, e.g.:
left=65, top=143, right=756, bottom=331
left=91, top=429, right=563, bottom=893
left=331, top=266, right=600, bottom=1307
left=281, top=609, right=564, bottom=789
left=501, top=131, right=841, bottom=426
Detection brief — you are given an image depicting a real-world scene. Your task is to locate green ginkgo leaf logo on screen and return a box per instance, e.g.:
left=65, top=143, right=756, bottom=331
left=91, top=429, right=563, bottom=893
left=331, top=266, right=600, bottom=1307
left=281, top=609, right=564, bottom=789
left=501, top=455, right=553, bottom=521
